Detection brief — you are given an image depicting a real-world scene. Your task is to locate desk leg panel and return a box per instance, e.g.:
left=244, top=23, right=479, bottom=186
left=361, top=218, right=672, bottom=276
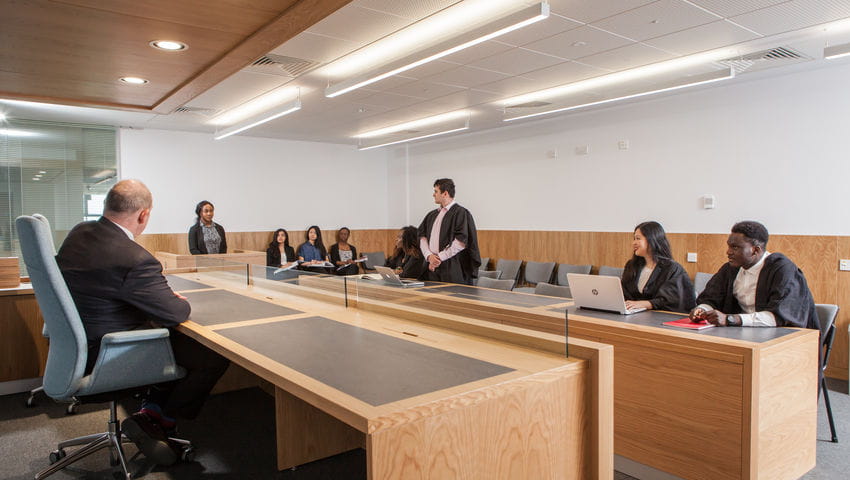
left=275, top=387, right=365, bottom=470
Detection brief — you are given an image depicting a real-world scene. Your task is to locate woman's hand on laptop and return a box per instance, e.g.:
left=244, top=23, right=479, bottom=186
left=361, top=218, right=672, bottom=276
left=625, top=300, right=652, bottom=311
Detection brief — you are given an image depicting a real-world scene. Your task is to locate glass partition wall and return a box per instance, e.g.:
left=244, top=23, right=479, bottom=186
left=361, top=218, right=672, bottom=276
left=0, top=119, right=117, bottom=274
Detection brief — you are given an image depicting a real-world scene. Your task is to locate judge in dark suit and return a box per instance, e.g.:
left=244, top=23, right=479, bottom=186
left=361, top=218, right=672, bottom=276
left=57, top=179, right=229, bottom=465
left=621, top=221, right=696, bottom=313
left=689, top=221, right=819, bottom=330
left=418, top=178, right=481, bottom=285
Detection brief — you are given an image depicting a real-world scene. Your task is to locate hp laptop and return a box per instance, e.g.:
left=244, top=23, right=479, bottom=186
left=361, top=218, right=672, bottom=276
left=566, top=273, right=646, bottom=315
left=374, top=266, right=425, bottom=288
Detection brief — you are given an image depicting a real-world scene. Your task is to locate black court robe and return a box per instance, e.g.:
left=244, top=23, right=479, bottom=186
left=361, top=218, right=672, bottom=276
left=696, top=253, right=820, bottom=330
left=621, top=257, right=696, bottom=313
left=418, top=204, right=481, bottom=285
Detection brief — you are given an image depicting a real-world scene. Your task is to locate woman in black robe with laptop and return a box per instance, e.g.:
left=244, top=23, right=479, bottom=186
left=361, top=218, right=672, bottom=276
left=621, top=221, right=695, bottom=313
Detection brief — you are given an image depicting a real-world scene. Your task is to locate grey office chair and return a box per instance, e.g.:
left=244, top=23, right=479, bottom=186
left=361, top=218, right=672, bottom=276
left=473, top=269, right=501, bottom=286
left=514, top=261, right=555, bottom=293
left=816, top=304, right=839, bottom=443
left=480, top=257, right=490, bottom=270
left=494, top=259, right=522, bottom=284
left=362, top=251, right=386, bottom=271
left=554, top=263, right=592, bottom=297
left=17, top=215, right=190, bottom=479
left=477, top=277, right=515, bottom=291
left=598, top=265, right=624, bottom=278
left=694, top=272, right=713, bottom=298
left=534, top=282, right=571, bottom=298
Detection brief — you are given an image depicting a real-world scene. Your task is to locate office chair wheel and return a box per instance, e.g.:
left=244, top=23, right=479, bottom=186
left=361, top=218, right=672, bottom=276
left=25, top=394, right=37, bottom=407
left=112, top=472, right=132, bottom=480
left=66, top=402, right=78, bottom=415
left=181, top=446, right=195, bottom=462
left=49, top=449, right=66, bottom=464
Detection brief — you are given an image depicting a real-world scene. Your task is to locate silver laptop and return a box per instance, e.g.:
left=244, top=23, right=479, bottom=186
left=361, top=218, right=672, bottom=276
left=374, top=266, right=424, bottom=287
left=566, top=273, right=646, bottom=315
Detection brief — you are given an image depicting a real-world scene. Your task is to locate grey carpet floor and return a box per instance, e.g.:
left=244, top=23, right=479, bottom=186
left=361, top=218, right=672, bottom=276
left=1, top=378, right=847, bottom=479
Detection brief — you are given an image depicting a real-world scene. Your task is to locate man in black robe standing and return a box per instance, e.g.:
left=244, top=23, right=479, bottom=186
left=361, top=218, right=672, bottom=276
left=418, top=178, right=481, bottom=285
left=689, top=221, right=819, bottom=330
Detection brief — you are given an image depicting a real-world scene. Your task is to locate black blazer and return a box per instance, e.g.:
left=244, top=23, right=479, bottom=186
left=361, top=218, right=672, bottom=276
left=56, top=217, right=190, bottom=346
left=266, top=245, right=296, bottom=267
left=329, top=243, right=359, bottom=275
left=399, top=253, right=426, bottom=280
left=188, top=222, right=227, bottom=254
left=621, top=257, right=696, bottom=312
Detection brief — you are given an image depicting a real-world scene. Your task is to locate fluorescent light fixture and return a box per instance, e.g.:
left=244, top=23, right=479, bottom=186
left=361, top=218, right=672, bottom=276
left=825, top=43, right=850, bottom=60
left=0, top=128, right=41, bottom=137
left=119, top=77, right=148, bottom=85
left=149, top=40, right=187, bottom=51
left=504, top=68, right=734, bottom=123
left=209, top=85, right=303, bottom=126
left=214, top=96, right=301, bottom=140
left=356, top=111, right=470, bottom=139
left=32, top=177, right=40, bottom=181
left=358, top=127, right=469, bottom=151
left=0, top=112, right=5, bottom=121
left=326, top=2, right=549, bottom=98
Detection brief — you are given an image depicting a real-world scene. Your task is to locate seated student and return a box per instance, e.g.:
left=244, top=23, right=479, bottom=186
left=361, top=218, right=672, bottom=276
left=395, top=225, right=426, bottom=279
left=297, top=225, right=330, bottom=271
left=385, top=230, right=404, bottom=270
left=266, top=228, right=296, bottom=269
left=621, top=221, right=696, bottom=312
left=329, top=227, right=360, bottom=275
left=689, top=221, right=819, bottom=329
left=188, top=200, right=227, bottom=254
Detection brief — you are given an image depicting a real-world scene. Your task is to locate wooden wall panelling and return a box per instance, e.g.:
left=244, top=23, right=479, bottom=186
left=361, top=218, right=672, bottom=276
left=832, top=237, right=850, bottom=379
left=591, top=232, right=632, bottom=274
left=667, top=233, right=699, bottom=278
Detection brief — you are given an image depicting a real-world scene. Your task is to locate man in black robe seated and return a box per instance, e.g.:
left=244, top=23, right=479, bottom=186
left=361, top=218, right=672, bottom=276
left=689, top=221, right=819, bottom=330
left=418, top=178, right=481, bottom=285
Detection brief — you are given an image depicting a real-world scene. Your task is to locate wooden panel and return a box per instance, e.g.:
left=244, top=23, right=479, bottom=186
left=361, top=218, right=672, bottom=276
left=0, top=257, right=20, bottom=288
left=833, top=237, right=850, bottom=379
left=367, top=364, right=587, bottom=480
left=0, top=294, right=47, bottom=382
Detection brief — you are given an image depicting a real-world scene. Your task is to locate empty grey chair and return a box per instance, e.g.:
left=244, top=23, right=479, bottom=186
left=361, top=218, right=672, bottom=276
left=598, top=265, right=624, bottom=278
left=477, top=276, right=515, bottom=291
left=514, top=261, right=555, bottom=293
left=474, top=270, right=501, bottom=286
left=495, top=259, right=522, bottom=284
left=555, top=263, right=592, bottom=286
left=694, top=272, right=713, bottom=297
left=17, top=215, right=190, bottom=479
left=816, top=304, right=839, bottom=443
left=362, top=251, right=386, bottom=271
left=480, top=257, right=490, bottom=270
left=534, top=282, right=571, bottom=298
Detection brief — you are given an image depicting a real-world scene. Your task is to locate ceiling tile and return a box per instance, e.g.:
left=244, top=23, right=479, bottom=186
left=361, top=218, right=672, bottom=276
left=355, top=0, right=461, bottom=20
left=688, top=0, right=790, bottom=18
left=521, top=60, right=611, bottom=84
left=730, top=0, right=850, bottom=36
left=474, top=75, right=541, bottom=96
left=306, top=4, right=414, bottom=44
left=384, top=80, right=467, bottom=99
left=468, top=47, right=565, bottom=76
left=422, top=65, right=511, bottom=88
left=270, top=32, right=361, bottom=65
left=577, top=42, right=677, bottom=71
left=186, top=71, right=291, bottom=111
left=644, top=20, right=761, bottom=54
left=356, top=91, right=428, bottom=109
left=402, top=59, right=463, bottom=79
left=524, top=25, right=633, bottom=60
left=439, top=40, right=514, bottom=65
left=546, top=0, right=657, bottom=23
left=592, top=0, right=722, bottom=42
left=495, top=14, right=582, bottom=47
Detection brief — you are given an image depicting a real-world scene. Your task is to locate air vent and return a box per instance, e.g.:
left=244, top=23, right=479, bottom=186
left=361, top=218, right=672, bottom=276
left=718, top=46, right=811, bottom=74
left=174, top=106, right=221, bottom=117
left=506, top=101, right=552, bottom=109
left=245, top=54, right=322, bottom=78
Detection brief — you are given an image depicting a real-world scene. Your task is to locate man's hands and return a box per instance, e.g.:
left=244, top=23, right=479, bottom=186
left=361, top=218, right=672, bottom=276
left=427, top=254, right=441, bottom=271
left=688, top=307, right=728, bottom=326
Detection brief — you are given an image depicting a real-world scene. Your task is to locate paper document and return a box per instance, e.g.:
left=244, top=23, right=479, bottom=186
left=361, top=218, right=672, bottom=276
left=273, top=262, right=299, bottom=274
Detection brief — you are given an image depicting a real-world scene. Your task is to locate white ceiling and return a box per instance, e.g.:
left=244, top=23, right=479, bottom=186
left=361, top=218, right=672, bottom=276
left=5, top=0, right=850, bottom=148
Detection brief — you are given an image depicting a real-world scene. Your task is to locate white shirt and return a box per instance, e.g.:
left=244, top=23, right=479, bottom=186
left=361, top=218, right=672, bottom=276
left=419, top=200, right=466, bottom=261
left=105, top=217, right=134, bottom=240
left=697, top=252, right=777, bottom=327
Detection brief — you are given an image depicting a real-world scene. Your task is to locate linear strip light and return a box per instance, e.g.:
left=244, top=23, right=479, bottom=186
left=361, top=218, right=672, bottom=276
left=504, top=68, right=734, bottom=123
left=358, top=127, right=469, bottom=151
left=356, top=111, right=470, bottom=139
left=326, top=2, right=549, bottom=98
left=824, top=43, right=850, bottom=60
left=214, top=95, right=301, bottom=140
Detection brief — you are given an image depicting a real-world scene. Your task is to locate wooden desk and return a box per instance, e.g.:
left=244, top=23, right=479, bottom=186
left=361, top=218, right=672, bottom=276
left=155, top=250, right=265, bottom=270
left=290, top=276, right=818, bottom=480
left=0, top=282, right=48, bottom=393
left=167, top=271, right=613, bottom=479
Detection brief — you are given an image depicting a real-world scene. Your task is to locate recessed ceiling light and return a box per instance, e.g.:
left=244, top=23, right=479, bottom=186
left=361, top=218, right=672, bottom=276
left=149, top=40, right=187, bottom=51
left=32, top=177, right=40, bottom=181
left=38, top=170, right=46, bottom=174
left=572, top=41, right=587, bottom=47
left=119, top=77, right=148, bottom=85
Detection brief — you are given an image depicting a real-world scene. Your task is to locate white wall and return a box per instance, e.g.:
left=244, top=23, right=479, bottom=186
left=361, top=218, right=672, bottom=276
left=119, top=129, right=389, bottom=234
left=398, top=61, right=850, bottom=235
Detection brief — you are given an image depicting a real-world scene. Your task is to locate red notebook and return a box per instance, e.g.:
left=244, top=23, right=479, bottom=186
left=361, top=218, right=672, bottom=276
left=663, top=317, right=715, bottom=330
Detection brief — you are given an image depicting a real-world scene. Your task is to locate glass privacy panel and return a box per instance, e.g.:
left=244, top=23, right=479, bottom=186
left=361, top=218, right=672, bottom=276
left=0, top=120, right=117, bottom=274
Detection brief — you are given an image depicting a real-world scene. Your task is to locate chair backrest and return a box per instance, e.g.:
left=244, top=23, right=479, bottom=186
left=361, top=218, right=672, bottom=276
left=815, top=304, right=839, bottom=369
left=480, top=257, right=490, bottom=270
left=523, top=261, right=555, bottom=285
left=598, top=265, right=624, bottom=278
left=556, top=263, right=592, bottom=286
left=495, top=259, right=522, bottom=283
left=694, top=272, right=713, bottom=297
left=16, top=215, right=88, bottom=400
left=477, top=270, right=501, bottom=280
left=534, top=282, right=571, bottom=298
left=362, top=251, right=386, bottom=270
left=477, top=277, right=515, bottom=291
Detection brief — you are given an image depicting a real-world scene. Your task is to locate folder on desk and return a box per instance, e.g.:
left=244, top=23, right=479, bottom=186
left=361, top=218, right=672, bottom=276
left=662, top=317, right=715, bottom=330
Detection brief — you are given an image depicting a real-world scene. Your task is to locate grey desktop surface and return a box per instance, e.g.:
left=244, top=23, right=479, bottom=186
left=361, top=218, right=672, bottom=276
left=428, top=284, right=568, bottom=308
left=217, top=316, right=514, bottom=406
left=183, top=289, right=303, bottom=326
left=566, top=306, right=796, bottom=343
left=166, top=275, right=213, bottom=292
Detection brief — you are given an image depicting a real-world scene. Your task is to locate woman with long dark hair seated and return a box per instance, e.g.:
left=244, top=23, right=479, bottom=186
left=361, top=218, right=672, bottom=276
left=297, top=225, right=330, bottom=272
left=394, top=225, right=426, bottom=280
left=266, top=228, right=296, bottom=269
left=188, top=200, right=227, bottom=254
left=329, top=227, right=360, bottom=275
left=621, top=221, right=695, bottom=312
